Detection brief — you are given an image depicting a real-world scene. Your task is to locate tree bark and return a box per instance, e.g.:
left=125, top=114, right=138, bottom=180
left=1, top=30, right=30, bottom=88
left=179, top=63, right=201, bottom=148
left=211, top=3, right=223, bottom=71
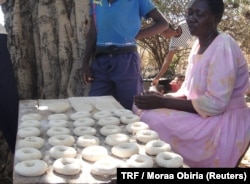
left=2, top=0, right=90, bottom=99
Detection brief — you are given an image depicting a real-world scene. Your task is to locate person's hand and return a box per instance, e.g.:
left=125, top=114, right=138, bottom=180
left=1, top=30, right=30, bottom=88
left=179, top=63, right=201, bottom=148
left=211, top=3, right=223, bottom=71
left=82, top=66, right=93, bottom=85
left=134, top=93, right=164, bottom=109
left=151, top=78, right=159, bottom=86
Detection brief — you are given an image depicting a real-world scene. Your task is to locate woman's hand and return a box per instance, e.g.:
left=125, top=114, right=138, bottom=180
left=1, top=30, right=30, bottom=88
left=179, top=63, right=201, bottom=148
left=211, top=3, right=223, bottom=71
left=134, top=93, right=165, bottom=109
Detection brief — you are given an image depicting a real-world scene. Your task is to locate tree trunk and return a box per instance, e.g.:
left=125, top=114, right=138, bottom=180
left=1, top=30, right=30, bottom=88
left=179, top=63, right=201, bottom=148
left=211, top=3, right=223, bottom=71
left=2, top=0, right=90, bottom=99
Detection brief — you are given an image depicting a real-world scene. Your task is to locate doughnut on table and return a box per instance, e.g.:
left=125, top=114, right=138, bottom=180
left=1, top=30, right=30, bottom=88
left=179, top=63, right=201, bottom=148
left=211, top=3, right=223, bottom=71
left=13, top=96, right=188, bottom=184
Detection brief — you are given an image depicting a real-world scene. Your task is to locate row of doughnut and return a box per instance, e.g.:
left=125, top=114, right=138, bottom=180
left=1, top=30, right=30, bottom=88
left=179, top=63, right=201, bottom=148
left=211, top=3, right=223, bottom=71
left=14, top=109, right=184, bottom=177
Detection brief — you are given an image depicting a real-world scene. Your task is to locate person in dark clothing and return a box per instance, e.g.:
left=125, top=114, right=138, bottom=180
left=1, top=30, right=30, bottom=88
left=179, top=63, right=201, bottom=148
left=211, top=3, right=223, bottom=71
left=0, top=22, right=19, bottom=153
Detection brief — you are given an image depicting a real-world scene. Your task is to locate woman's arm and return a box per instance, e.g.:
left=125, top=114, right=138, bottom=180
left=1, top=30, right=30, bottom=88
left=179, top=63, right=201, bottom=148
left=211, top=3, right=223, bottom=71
left=134, top=94, right=197, bottom=114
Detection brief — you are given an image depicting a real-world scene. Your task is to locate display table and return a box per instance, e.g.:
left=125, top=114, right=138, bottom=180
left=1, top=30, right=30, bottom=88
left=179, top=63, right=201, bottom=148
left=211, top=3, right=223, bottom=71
left=13, top=96, right=188, bottom=184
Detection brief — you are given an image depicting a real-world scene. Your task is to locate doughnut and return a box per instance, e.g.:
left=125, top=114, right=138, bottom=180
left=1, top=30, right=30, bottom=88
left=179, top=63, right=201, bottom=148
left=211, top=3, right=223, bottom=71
left=17, top=127, right=41, bottom=138
left=73, top=126, right=97, bottom=136
left=19, top=120, right=41, bottom=129
left=156, top=152, right=183, bottom=168
left=15, top=147, right=42, bottom=162
left=136, top=129, right=159, bottom=143
left=105, top=133, right=130, bottom=146
left=113, top=109, right=133, bottom=117
left=17, top=136, right=45, bottom=149
left=126, top=121, right=149, bottom=134
left=70, top=111, right=92, bottom=120
left=76, top=135, right=100, bottom=147
left=48, top=119, right=68, bottom=127
left=48, top=135, right=75, bottom=147
left=97, top=116, right=120, bottom=126
left=47, top=127, right=71, bottom=137
left=47, top=101, right=71, bottom=113
left=100, top=125, right=122, bottom=136
left=48, top=113, right=68, bottom=120
left=73, top=117, right=95, bottom=127
left=120, top=114, right=140, bottom=124
left=21, top=113, right=42, bottom=121
left=145, top=140, right=171, bottom=155
left=14, top=160, right=48, bottom=177
left=93, top=110, right=113, bottom=120
left=53, top=158, right=82, bottom=175
left=111, top=142, right=139, bottom=158
left=91, top=157, right=125, bottom=176
left=82, top=145, right=108, bottom=162
left=49, top=145, right=77, bottom=159
left=126, top=154, right=154, bottom=168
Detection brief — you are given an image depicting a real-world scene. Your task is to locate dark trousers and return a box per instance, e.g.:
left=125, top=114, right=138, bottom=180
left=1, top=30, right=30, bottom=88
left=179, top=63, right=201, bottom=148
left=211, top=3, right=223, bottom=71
left=0, top=34, right=19, bottom=153
left=89, top=51, right=144, bottom=110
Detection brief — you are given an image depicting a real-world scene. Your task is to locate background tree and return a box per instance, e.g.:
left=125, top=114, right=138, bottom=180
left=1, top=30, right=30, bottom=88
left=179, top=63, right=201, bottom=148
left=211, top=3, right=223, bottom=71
left=0, top=1, right=250, bottom=183
left=139, top=0, right=250, bottom=79
left=2, top=0, right=90, bottom=100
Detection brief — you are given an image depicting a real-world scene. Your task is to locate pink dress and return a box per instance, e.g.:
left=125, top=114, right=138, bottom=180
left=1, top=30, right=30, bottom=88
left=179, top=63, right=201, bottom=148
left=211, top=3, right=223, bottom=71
left=133, top=33, right=250, bottom=167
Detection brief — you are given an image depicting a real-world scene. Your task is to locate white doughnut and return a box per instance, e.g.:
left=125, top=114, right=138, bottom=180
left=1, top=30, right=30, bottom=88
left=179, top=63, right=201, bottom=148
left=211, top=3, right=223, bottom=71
left=53, top=158, right=82, bottom=175
left=91, top=157, right=125, bottom=176
left=100, top=125, right=122, bottom=136
left=126, top=121, right=149, bottom=134
left=48, top=135, right=75, bottom=146
left=113, top=109, right=133, bottom=117
left=93, top=110, right=112, bottom=120
left=47, top=127, right=71, bottom=137
left=15, top=147, right=42, bottom=162
left=48, top=119, right=68, bottom=127
left=17, top=127, right=41, bottom=138
left=120, top=114, right=140, bottom=124
left=136, top=129, right=159, bottom=143
left=73, top=117, right=95, bottom=127
left=145, top=140, right=171, bottom=155
left=77, top=135, right=100, bottom=147
left=48, top=113, right=68, bottom=120
left=97, top=116, right=120, bottom=126
left=126, top=154, right=154, bottom=168
left=49, top=145, right=77, bottom=159
left=17, top=136, right=45, bottom=149
left=70, top=111, right=92, bottom=120
left=82, top=145, right=108, bottom=162
left=19, top=120, right=41, bottom=129
left=14, top=160, right=48, bottom=177
left=155, top=152, right=183, bottom=168
left=21, top=113, right=42, bottom=121
left=105, top=133, right=130, bottom=146
left=47, top=101, right=71, bottom=113
left=111, top=142, right=139, bottom=158
left=73, top=126, right=97, bottom=136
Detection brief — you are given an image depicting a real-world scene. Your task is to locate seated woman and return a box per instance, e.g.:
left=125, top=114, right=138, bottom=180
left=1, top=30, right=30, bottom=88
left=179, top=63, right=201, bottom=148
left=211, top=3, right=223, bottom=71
left=133, top=0, right=250, bottom=168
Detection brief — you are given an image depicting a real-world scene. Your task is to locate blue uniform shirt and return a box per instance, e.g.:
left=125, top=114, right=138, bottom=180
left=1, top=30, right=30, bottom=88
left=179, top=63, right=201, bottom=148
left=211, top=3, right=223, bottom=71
left=90, top=0, right=156, bottom=47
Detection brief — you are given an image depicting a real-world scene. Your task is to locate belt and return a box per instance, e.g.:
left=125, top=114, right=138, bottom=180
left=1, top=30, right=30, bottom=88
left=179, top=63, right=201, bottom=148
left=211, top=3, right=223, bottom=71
left=95, top=45, right=137, bottom=57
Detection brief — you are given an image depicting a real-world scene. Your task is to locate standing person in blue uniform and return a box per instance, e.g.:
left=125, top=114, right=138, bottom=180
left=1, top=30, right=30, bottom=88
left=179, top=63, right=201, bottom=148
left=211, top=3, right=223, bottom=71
left=82, top=0, right=169, bottom=110
left=0, top=21, right=19, bottom=153
left=151, top=20, right=196, bottom=87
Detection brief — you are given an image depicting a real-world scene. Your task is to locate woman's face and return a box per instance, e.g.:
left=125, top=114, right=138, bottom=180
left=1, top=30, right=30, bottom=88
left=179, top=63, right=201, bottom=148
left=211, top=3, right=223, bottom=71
left=186, top=0, right=216, bottom=38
